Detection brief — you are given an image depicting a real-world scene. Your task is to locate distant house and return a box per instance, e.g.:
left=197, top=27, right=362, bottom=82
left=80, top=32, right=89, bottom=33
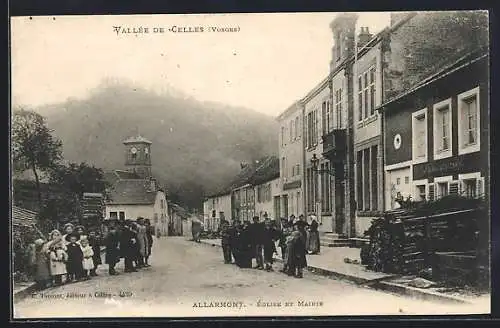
left=104, top=135, right=169, bottom=236
left=248, top=156, right=281, bottom=220
left=168, top=202, right=189, bottom=236
left=202, top=190, right=231, bottom=231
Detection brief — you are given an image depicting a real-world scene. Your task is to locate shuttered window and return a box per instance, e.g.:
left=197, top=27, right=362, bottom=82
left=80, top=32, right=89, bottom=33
left=428, top=184, right=435, bottom=201
left=449, top=181, right=459, bottom=196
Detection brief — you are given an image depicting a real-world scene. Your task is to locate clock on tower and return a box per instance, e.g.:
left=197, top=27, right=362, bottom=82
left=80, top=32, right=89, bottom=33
left=123, top=135, right=153, bottom=178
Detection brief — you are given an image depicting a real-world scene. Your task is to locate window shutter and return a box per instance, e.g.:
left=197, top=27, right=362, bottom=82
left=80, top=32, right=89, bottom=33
left=428, top=183, right=435, bottom=201
left=449, top=181, right=459, bottom=195
left=477, top=177, right=485, bottom=199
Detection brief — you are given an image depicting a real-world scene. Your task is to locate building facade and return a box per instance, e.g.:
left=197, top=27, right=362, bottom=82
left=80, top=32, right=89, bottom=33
left=202, top=191, right=231, bottom=230
left=254, top=177, right=281, bottom=220
left=352, top=27, right=387, bottom=237
left=303, top=76, right=331, bottom=232
left=383, top=51, right=488, bottom=208
left=276, top=101, right=305, bottom=219
left=320, top=14, right=357, bottom=236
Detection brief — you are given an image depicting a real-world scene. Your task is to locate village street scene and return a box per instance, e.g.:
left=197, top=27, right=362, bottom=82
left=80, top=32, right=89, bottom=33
left=11, top=11, right=490, bottom=318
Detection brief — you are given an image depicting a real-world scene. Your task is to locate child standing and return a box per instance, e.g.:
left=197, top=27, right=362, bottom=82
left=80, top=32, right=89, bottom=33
left=88, top=230, right=102, bottom=276
left=80, top=238, right=94, bottom=280
left=66, top=233, right=84, bottom=282
left=48, top=230, right=67, bottom=286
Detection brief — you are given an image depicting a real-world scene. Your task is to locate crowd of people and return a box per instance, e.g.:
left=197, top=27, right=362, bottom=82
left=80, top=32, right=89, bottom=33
left=219, top=214, right=321, bottom=278
left=28, top=217, right=155, bottom=291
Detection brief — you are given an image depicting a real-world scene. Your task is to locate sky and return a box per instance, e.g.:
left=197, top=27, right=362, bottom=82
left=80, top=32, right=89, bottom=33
left=11, top=12, right=391, bottom=117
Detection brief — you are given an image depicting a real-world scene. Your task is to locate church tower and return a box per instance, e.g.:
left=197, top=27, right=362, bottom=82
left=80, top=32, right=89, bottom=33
left=123, top=135, right=153, bottom=179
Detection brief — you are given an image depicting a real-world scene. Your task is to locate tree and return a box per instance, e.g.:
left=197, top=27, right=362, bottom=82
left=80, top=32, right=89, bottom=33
left=12, top=109, right=62, bottom=207
left=40, top=162, right=110, bottom=227
left=49, top=162, right=110, bottom=197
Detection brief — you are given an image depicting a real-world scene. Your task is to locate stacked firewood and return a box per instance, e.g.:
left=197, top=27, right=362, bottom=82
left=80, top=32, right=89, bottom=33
left=361, top=196, right=486, bottom=275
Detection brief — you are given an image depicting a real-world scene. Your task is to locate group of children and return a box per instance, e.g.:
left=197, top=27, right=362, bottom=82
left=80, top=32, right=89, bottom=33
left=32, top=223, right=102, bottom=290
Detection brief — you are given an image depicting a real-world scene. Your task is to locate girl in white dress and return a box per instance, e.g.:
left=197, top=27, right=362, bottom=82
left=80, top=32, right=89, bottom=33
left=48, top=230, right=67, bottom=286
left=80, top=238, right=94, bottom=279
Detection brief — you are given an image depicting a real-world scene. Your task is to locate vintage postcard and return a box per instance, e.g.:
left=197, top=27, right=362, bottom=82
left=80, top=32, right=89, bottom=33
left=10, top=12, right=491, bottom=319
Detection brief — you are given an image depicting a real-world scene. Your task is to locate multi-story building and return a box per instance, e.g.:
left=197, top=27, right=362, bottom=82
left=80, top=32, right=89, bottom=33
left=303, top=76, right=331, bottom=232
left=383, top=49, right=488, bottom=207
left=320, top=14, right=357, bottom=236
left=276, top=101, right=305, bottom=219
left=352, top=26, right=387, bottom=237
left=278, top=11, right=489, bottom=244
left=381, top=11, right=489, bottom=209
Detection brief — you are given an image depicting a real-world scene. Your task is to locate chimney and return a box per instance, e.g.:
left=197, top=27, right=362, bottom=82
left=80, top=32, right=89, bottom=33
left=357, top=27, right=373, bottom=49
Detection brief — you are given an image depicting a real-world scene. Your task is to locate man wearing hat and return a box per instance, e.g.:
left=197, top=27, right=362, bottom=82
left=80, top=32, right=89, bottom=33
left=104, top=220, right=120, bottom=275
left=288, top=229, right=307, bottom=278
left=249, top=216, right=265, bottom=270
left=238, top=220, right=253, bottom=268
left=229, top=219, right=241, bottom=265
left=220, top=219, right=232, bottom=264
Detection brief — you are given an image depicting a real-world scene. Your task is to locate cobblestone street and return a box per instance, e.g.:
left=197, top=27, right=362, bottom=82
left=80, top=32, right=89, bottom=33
left=13, top=237, right=488, bottom=318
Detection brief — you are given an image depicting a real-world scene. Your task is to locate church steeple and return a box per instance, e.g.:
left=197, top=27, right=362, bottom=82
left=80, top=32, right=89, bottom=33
left=123, top=135, right=153, bottom=179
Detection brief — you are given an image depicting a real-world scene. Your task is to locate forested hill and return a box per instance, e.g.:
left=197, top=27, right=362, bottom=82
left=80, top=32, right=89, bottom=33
left=34, top=81, right=278, bottom=209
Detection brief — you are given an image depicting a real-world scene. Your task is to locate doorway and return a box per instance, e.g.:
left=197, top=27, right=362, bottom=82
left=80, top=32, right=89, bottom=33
left=334, top=179, right=345, bottom=235
left=386, top=167, right=411, bottom=210
left=274, top=196, right=281, bottom=220
left=282, top=195, right=289, bottom=219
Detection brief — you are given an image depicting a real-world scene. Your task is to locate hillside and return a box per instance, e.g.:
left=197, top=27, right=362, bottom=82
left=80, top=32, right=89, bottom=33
left=36, top=80, right=279, bottom=209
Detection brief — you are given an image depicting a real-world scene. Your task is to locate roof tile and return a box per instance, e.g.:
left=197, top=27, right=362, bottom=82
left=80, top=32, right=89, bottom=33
left=107, top=179, right=157, bottom=205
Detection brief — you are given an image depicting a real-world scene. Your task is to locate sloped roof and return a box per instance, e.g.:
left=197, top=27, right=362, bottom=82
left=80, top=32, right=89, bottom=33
left=123, top=135, right=153, bottom=144
left=103, top=170, right=142, bottom=187
left=205, top=155, right=278, bottom=198
left=247, top=156, right=280, bottom=186
left=115, top=170, right=142, bottom=179
left=107, top=179, right=157, bottom=205
left=12, top=206, right=37, bottom=227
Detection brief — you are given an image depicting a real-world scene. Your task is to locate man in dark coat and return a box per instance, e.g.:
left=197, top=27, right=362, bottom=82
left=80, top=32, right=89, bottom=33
left=229, top=220, right=240, bottom=265
left=120, top=221, right=138, bottom=273
left=88, top=230, right=102, bottom=276
left=104, top=224, right=120, bottom=275
left=144, top=219, right=154, bottom=266
left=220, top=219, right=232, bottom=264
left=249, top=216, right=265, bottom=270
left=238, top=221, right=253, bottom=268
left=289, top=229, right=307, bottom=278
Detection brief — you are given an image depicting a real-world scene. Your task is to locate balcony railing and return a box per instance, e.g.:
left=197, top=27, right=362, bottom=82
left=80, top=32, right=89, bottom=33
left=322, top=129, right=347, bottom=159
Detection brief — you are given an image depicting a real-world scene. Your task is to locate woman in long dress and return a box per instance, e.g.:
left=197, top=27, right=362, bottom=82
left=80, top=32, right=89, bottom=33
left=307, top=219, right=321, bottom=254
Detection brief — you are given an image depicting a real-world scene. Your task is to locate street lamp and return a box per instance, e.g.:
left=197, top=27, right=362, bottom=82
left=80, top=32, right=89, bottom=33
left=310, top=154, right=336, bottom=176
